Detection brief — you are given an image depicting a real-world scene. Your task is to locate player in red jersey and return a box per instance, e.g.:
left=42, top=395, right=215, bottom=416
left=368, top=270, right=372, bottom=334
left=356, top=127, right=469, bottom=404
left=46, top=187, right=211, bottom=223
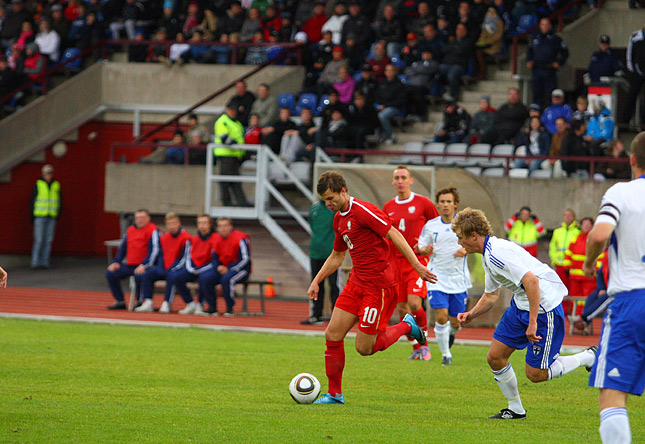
left=308, top=171, right=437, bottom=404
left=383, top=165, right=439, bottom=361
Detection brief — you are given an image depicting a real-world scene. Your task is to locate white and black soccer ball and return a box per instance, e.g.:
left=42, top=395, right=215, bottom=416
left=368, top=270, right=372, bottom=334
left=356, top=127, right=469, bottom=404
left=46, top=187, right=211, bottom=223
left=289, top=373, right=321, bottom=404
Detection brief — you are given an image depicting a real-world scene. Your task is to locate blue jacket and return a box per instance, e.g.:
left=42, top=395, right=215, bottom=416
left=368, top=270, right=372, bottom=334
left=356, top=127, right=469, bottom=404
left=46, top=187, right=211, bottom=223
left=588, top=49, right=623, bottom=82
left=541, top=103, right=573, bottom=134
left=586, top=107, right=614, bottom=141
left=527, top=31, right=568, bottom=70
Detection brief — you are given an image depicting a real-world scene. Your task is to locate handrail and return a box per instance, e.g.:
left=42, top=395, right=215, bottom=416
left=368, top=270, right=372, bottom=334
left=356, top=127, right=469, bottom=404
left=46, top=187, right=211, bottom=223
left=110, top=141, right=207, bottom=164
left=511, top=0, right=591, bottom=75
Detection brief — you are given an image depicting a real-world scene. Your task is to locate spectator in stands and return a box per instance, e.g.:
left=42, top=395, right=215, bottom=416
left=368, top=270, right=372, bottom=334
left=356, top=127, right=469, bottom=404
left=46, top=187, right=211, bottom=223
left=493, top=0, right=512, bottom=32
left=563, top=217, right=597, bottom=297
left=342, top=33, right=362, bottom=71
left=228, top=80, right=255, bottom=126
left=471, top=0, right=489, bottom=26
left=597, top=139, right=631, bottom=180
left=134, top=212, right=191, bottom=314
left=148, top=28, right=169, bottom=64
left=437, top=23, right=474, bottom=102
left=109, top=0, right=139, bottom=41
left=549, top=208, right=579, bottom=291
left=410, top=2, right=434, bottom=36
left=376, top=4, right=405, bottom=56
left=434, top=100, right=471, bottom=143
left=51, top=5, right=71, bottom=47
left=239, top=7, right=260, bottom=42
left=584, top=98, right=614, bottom=155
left=355, top=63, right=378, bottom=103
left=333, top=64, right=355, bottom=104
left=105, top=209, right=160, bottom=310
left=67, top=4, right=86, bottom=45
left=347, top=90, right=379, bottom=150
left=249, top=83, right=278, bottom=127
left=341, top=1, right=370, bottom=51
left=404, top=49, right=439, bottom=119
left=1, top=0, right=31, bottom=50
left=504, top=206, right=545, bottom=257
left=279, top=12, right=297, bottom=42
left=199, top=9, right=218, bottom=37
left=209, top=217, right=251, bottom=316
left=220, top=1, right=245, bottom=35
left=586, top=34, right=623, bottom=84
left=281, top=107, right=317, bottom=162
left=64, top=0, right=81, bottom=22
left=526, top=18, right=568, bottom=109
left=127, top=31, right=148, bottom=62
left=316, top=109, right=350, bottom=154
left=22, top=43, right=46, bottom=82
left=572, top=95, right=591, bottom=123
left=320, top=89, right=348, bottom=127
left=560, top=118, right=590, bottom=177
left=457, top=1, right=480, bottom=41
left=401, top=32, right=422, bottom=67
left=169, top=214, right=217, bottom=316
left=513, top=116, right=550, bottom=173
left=474, top=7, right=504, bottom=80
left=481, top=88, right=528, bottom=145
left=541, top=116, right=568, bottom=178
left=74, top=12, right=102, bottom=54
left=295, top=0, right=318, bottom=28
left=0, top=56, right=19, bottom=98
left=244, top=113, right=262, bottom=144
left=468, top=95, right=496, bottom=143
left=302, top=1, right=327, bottom=44
left=169, top=32, right=190, bottom=63
left=316, top=45, right=348, bottom=95
left=214, top=103, right=250, bottom=207
left=436, top=15, right=452, bottom=43
left=322, top=1, right=348, bottom=46
left=541, top=89, right=572, bottom=134
left=30, top=164, right=61, bottom=269
left=182, top=1, right=202, bottom=37
left=15, top=21, right=34, bottom=52
left=374, top=63, right=406, bottom=145
left=260, top=5, right=281, bottom=41
left=367, top=40, right=391, bottom=82
left=165, top=129, right=187, bottom=164
left=160, top=7, right=181, bottom=40
left=419, top=23, right=443, bottom=59
left=261, top=107, right=296, bottom=154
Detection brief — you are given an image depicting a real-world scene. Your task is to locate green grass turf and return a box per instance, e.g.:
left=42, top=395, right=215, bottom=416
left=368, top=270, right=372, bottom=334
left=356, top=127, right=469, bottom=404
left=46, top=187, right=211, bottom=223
left=0, top=319, right=641, bottom=443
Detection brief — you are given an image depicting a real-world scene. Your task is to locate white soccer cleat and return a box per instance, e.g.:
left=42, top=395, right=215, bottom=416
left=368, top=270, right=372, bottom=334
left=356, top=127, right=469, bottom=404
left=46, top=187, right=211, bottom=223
left=134, top=299, right=154, bottom=312
left=159, top=301, right=171, bottom=314
left=194, top=303, right=208, bottom=316
left=178, top=301, right=196, bottom=315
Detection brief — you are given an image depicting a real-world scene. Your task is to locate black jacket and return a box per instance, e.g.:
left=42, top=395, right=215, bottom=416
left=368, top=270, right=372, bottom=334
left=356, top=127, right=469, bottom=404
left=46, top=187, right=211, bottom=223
left=374, top=78, right=407, bottom=109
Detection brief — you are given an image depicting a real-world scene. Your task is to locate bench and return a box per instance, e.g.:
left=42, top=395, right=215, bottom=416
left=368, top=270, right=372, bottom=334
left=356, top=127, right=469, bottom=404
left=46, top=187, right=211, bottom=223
left=104, top=239, right=122, bottom=264
left=128, top=277, right=276, bottom=316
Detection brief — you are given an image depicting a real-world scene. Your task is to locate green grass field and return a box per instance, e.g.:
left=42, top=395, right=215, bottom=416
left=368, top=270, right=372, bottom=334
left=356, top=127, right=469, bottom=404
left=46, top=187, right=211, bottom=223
left=0, top=319, right=641, bottom=443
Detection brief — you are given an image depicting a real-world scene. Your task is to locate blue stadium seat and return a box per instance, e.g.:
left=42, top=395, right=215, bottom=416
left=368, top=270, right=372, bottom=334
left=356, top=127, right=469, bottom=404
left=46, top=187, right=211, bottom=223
left=60, top=48, right=82, bottom=70
left=295, top=93, right=318, bottom=114
left=277, top=93, right=296, bottom=113
left=316, top=94, right=330, bottom=116
left=513, top=14, right=538, bottom=36
left=389, top=54, right=406, bottom=69
left=353, top=71, right=363, bottom=82
left=267, top=46, right=285, bottom=65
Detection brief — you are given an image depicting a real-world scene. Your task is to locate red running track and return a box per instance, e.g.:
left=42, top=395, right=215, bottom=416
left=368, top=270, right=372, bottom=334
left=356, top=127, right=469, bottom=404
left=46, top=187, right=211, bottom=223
left=0, top=286, right=600, bottom=348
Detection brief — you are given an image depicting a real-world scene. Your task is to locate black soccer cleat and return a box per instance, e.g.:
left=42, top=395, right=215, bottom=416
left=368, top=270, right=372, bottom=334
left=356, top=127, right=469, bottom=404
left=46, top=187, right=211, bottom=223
left=488, top=408, right=527, bottom=420
left=449, top=332, right=456, bottom=349
left=585, top=345, right=598, bottom=372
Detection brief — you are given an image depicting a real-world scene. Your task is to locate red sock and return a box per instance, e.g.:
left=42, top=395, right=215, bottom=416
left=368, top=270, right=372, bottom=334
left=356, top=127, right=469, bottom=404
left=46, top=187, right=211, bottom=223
left=371, top=321, right=411, bottom=354
left=325, top=340, right=345, bottom=396
left=413, top=308, right=427, bottom=332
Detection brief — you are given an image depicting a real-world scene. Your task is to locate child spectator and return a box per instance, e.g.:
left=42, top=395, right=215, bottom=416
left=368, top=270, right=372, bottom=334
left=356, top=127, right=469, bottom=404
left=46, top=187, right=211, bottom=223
left=128, top=31, right=148, bottom=62
left=148, top=28, right=169, bottom=64
left=355, top=63, right=378, bottom=103
left=15, top=21, right=34, bottom=51
left=165, top=129, right=187, bottom=164
left=572, top=95, right=592, bottom=123
left=514, top=116, right=551, bottom=173
left=434, top=100, right=471, bottom=143
left=169, top=32, right=190, bottom=63
left=468, top=95, right=496, bottom=143
left=244, top=114, right=262, bottom=144
left=260, top=5, right=281, bottom=41
left=182, top=1, right=201, bottom=37
left=240, top=7, right=260, bottom=42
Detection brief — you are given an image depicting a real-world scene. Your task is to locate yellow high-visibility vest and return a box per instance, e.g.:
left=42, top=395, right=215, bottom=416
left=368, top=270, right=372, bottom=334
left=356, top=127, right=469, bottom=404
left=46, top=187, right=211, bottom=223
left=33, top=179, right=60, bottom=218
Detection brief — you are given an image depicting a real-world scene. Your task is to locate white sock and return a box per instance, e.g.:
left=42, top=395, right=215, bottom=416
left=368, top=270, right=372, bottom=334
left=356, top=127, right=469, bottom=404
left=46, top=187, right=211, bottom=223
left=548, top=349, right=595, bottom=380
left=434, top=321, right=451, bottom=358
left=492, top=364, right=525, bottom=414
left=600, top=408, right=631, bottom=444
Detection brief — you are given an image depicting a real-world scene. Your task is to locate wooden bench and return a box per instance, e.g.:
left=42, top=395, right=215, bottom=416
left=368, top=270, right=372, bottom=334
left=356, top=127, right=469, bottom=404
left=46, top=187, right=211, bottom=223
left=128, top=277, right=276, bottom=316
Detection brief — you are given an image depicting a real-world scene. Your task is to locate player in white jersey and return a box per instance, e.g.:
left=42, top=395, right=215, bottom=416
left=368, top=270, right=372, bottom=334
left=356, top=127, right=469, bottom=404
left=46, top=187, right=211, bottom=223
left=418, top=186, right=471, bottom=366
left=454, top=208, right=597, bottom=420
left=582, top=132, right=645, bottom=444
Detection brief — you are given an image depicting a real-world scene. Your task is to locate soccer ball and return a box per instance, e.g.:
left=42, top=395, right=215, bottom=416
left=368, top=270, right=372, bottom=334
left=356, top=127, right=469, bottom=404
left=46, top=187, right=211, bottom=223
left=289, top=373, right=321, bottom=404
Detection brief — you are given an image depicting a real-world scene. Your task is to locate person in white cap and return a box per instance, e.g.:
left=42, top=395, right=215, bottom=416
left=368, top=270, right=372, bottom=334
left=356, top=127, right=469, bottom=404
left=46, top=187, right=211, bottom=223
left=30, top=164, right=61, bottom=269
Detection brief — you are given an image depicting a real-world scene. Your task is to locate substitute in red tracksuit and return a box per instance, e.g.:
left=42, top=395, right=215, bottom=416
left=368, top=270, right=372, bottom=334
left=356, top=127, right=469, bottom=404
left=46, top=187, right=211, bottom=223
left=136, top=212, right=191, bottom=313
left=168, top=214, right=218, bottom=315
left=106, top=209, right=160, bottom=310
left=210, top=217, right=251, bottom=315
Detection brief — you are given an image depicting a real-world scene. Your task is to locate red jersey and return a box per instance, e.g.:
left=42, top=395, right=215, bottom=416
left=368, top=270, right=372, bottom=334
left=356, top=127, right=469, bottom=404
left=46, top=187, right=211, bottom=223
left=160, top=229, right=191, bottom=270
left=211, top=229, right=252, bottom=272
left=333, top=197, right=396, bottom=289
left=121, top=223, right=159, bottom=266
left=382, top=192, right=438, bottom=260
left=189, top=232, right=215, bottom=269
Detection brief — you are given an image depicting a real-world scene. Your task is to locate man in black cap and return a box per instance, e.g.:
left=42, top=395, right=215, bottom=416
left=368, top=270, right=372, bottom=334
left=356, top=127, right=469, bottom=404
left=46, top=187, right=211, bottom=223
left=587, top=35, right=623, bottom=84
left=526, top=18, right=568, bottom=109
left=341, top=1, right=370, bottom=52
left=355, top=63, right=378, bottom=103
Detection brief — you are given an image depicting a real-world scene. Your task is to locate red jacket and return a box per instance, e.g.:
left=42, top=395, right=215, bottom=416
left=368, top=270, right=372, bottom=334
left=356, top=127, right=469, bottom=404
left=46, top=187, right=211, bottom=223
left=212, top=229, right=251, bottom=273
left=160, top=229, right=191, bottom=270
left=302, top=14, right=327, bottom=43
left=564, top=231, right=600, bottom=282
left=188, top=232, right=215, bottom=269
left=115, top=223, right=160, bottom=266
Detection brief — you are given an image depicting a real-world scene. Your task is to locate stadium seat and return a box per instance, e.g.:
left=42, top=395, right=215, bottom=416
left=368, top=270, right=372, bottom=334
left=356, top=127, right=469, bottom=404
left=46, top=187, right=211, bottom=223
left=456, top=143, right=492, bottom=167
left=295, top=93, right=318, bottom=114
left=60, top=47, right=82, bottom=71
left=529, top=169, right=553, bottom=179
left=481, top=167, right=506, bottom=177
left=508, top=168, right=529, bottom=178
left=277, top=93, right=296, bottom=113
left=480, top=144, right=515, bottom=168
left=267, top=46, right=285, bottom=65
left=433, top=143, right=468, bottom=166
left=240, top=159, right=257, bottom=176
left=513, top=14, right=538, bottom=36
left=464, top=166, right=482, bottom=176
left=316, top=94, right=330, bottom=116
left=353, top=72, right=363, bottom=82
left=390, top=54, right=406, bottom=69
left=289, top=161, right=312, bottom=185
left=423, top=142, right=446, bottom=164
left=390, top=141, right=424, bottom=165
left=397, top=74, right=408, bottom=84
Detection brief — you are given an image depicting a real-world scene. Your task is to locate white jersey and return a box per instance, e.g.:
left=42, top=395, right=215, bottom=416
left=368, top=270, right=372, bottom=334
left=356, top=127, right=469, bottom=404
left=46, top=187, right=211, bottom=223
left=595, top=176, right=645, bottom=295
left=482, top=236, right=566, bottom=312
left=418, top=216, right=472, bottom=294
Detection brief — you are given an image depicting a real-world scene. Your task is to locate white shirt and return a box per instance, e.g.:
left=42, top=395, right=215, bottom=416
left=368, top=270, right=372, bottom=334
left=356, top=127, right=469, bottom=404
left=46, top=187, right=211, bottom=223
left=482, top=236, right=566, bottom=312
left=595, top=176, right=645, bottom=295
left=321, top=14, right=349, bottom=45
left=35, top=30, right=61, bottom=62
left=418, top=216, right=471, bottom=294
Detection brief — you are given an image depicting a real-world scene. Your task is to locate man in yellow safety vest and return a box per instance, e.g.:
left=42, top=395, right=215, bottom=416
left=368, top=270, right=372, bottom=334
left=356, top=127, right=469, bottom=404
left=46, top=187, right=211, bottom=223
left=30, top=164, right=61, bottom=269
left=548, top=208, right=580, bottom=290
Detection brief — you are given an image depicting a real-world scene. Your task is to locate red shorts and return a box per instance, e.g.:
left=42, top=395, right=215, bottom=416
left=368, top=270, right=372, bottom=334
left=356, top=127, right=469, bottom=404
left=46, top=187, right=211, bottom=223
left=335, top=280, right=398, bottom=335
left=396, top=256, right=429, bottom=303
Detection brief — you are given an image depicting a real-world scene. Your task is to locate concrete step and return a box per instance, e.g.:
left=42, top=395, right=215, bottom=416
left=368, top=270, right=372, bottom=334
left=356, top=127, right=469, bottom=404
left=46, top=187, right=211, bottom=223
left=491, top=69, right=514, bottom=82
left=461, top=90, right=508, bottom=106
left=465, top=79, right=518, bottom=94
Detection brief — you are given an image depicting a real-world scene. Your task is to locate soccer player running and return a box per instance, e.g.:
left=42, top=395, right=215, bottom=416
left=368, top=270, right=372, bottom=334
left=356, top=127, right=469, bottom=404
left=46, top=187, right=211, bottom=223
left=383, top=165, right=439, bottom=361
left=418, top=186, right=471, bottom=366
left=582, top=132, right=645, bottom=444
left=454, top=207, right=597, bottom=419
left=308, top=171, right=437, bottom=404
